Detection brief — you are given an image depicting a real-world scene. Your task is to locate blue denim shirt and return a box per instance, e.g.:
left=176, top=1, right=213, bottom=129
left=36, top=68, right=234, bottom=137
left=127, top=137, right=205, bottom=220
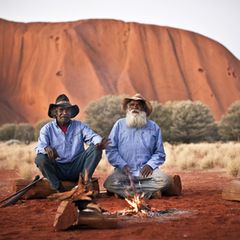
left=106, top=118, right=166, bottom=176
left=35, top=120, right=102, bottom=163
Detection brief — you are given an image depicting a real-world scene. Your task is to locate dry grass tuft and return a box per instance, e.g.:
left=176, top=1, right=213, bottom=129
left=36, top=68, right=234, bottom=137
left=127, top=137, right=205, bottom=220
left=0, top=141, right=40, bottom=179
left=0, top=141, right=239, bottom=179
left=163, top=142, right=240, bottom=176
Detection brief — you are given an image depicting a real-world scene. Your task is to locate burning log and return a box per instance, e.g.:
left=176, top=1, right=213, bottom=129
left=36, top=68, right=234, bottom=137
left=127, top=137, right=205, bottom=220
left=121, top=193, right=152, bottom=217
left=125, top=194, right=151, bottom=214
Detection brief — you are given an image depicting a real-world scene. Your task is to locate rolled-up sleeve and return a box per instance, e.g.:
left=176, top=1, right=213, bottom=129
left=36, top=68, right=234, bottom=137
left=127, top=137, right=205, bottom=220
left=35, top=125, right=49, bottom=154
left=81, top=123, right=102, bottom=145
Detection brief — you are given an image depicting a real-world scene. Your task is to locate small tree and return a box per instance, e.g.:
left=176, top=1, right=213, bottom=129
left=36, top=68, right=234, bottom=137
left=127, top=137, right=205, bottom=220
left=218, top=101, right=240, bottom=141
left=0, top=123, right=17, bottom=140
left=14, top=123, right=34, bottom=144
left=84, top=95, right=125, bottom=137
left=170, top=101, right=218, bottom=143
left=150, top=101, right=173, bottom=142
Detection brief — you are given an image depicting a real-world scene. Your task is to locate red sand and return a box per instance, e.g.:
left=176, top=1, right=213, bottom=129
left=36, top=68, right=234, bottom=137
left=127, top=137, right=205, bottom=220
left=0, top=170, right=240, bottom=240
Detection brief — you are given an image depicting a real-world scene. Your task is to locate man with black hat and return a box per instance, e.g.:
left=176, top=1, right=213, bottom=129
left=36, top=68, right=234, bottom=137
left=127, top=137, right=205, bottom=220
left=35, top=94, right=108, bottom=192
left=104, top=93, right=182, bottom=199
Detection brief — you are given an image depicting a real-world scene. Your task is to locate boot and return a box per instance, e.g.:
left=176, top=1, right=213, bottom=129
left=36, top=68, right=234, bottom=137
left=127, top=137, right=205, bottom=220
left=163, top=175, right=182, bottom=196
left=151, top=190, right=162, bottom=199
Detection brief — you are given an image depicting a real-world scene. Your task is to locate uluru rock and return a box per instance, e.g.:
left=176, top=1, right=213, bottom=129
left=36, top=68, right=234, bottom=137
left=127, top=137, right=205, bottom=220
left=0, top=18, right=239, bottom=124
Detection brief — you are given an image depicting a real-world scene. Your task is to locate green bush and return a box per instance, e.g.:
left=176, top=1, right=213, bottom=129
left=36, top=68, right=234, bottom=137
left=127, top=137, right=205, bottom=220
left=14, top=123, right=34, bottom=144
left=0, top=123, right=17, bottom=140
left=150, top=101, right=173, bottom=142
left=85, top=96, right=219, bottom=143
left=0, top=123, right=34, bottom=143
left=169, top=101, right=218, bottom=143
left=84, top=95, right=125, bottom=137
left=218, top=101, right=240, bottom=141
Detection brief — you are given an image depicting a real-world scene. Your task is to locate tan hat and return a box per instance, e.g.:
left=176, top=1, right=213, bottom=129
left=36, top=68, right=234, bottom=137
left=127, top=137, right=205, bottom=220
left=122, top=93, right=152, bottom=116
left=48, top=94, right=79, bottom=118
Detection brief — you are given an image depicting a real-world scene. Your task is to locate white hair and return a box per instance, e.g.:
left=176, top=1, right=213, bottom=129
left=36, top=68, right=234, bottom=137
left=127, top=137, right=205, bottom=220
left=126, top=109, right=147, bottom=128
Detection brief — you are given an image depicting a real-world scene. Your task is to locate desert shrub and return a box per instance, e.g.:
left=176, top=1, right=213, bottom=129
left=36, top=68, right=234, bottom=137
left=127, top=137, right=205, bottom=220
left=0, top=123, right=17, bottom=140
left=34, top=119, right=51, bottom=141
left=84, top=95, right=125, bottom=137
left=150, top=101, right=173, bottom=142
left=0, top=123, right=35, bottom=143
left=218, top=101, right=240, bottom=141
left=14, top=123, right=34, bottom=144
left=170, top=101, right=218, bottom=143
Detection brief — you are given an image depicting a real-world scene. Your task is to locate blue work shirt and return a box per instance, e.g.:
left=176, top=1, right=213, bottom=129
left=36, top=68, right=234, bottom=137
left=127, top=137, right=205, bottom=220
left=35, top=120, right=102, bottom=163
left=106, top=118, right=166, bottom=176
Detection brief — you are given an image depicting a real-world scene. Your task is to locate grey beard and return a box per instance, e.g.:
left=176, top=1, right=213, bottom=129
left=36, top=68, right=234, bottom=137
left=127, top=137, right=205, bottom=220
left=126, top=110, right=147, bottom=128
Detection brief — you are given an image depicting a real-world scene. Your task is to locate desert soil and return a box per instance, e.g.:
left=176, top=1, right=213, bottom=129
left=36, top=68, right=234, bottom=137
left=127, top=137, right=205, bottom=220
left=0, top=169, right=240, bottom=240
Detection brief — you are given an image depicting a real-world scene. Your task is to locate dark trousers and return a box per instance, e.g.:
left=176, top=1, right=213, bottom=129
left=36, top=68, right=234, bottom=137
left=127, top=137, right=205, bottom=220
left=35, top=144, right=102, bottom=191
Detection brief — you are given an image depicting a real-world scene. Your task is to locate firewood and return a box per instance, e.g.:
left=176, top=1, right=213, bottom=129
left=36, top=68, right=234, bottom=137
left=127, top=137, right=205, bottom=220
left=86, top=202, right=102, bottom=212
left=14, top=179, right=76, bottom=199
left=47, top=188, right=76, bottom=201
left=76, top=211, right=118, bottom=229
left=49, top=172, right=98, bottom=201
left=54, top=200, right=78, bottom=231
left=14, top=177, right=99, bottom=199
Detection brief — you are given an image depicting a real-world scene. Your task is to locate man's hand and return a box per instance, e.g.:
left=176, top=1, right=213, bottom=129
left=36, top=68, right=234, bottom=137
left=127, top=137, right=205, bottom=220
left=122, top=165, right=131, bottom=176
left=96, top=138, right=110, bottom=150
left=45, top=146, right=58, bottom=161
left=140, top=165, right=153, bottom=177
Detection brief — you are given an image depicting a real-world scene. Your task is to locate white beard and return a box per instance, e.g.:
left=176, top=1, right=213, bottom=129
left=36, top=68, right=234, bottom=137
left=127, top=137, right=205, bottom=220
left=126, top=110, right=147, bottom=128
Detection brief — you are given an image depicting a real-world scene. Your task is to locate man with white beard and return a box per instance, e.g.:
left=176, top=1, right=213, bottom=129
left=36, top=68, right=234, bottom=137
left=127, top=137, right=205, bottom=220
left=104, top=93, right=182, bottom=199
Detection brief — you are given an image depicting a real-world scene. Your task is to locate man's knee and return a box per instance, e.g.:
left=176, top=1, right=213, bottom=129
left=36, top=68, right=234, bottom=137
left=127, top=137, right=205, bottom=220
left=86, top=144, right=103, bottom=163
left=35, top=154, right=49, bottom=168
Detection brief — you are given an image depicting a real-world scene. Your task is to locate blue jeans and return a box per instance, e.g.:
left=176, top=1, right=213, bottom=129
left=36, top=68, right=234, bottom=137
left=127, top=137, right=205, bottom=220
left=35, top=144, right=102, bottom=191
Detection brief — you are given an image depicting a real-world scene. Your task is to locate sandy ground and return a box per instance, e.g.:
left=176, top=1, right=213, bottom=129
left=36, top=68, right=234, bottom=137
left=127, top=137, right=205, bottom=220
left=0, top=169, right=240, bottom=240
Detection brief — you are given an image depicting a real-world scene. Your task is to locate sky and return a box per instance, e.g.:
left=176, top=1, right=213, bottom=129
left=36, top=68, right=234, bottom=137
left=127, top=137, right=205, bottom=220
left=0, top=0, right=240, bottom=59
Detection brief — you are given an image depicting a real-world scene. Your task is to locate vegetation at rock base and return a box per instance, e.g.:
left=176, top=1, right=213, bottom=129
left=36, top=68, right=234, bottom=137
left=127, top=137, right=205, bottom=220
left=218, top=101, right=240, bottom=141
left=0, top=96, right=239, bottom=179
left=0, top=142, right=239, bottom=179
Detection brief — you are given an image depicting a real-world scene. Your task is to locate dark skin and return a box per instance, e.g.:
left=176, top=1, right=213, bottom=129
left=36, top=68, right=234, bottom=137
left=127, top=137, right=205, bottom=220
left=123, top=100, right=153, bottom=178
left=127, top=100, right=145, bottom=113
left=123, top=164, right=153, bottom=178
left=45, top=106, right=109, bottom=161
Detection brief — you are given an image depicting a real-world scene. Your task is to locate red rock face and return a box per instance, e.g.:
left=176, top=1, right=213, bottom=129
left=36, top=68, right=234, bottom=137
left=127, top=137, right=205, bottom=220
left=0, top=19, right=239, bottom=124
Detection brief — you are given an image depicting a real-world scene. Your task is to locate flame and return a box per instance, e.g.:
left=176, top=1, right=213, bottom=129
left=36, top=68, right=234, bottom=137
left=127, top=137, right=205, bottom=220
left=125, top=194, right=142, bottom=213
left=124, top=193, right=151, bottom=216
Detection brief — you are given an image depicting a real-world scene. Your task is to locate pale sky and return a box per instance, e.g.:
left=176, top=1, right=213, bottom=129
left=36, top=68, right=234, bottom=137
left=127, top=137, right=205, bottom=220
left=0, top=0, right=240, bottom=59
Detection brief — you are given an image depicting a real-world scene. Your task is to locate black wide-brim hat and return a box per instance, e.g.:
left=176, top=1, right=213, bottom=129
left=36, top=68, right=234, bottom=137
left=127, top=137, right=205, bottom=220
left=48, top=94, right=80, bottom=118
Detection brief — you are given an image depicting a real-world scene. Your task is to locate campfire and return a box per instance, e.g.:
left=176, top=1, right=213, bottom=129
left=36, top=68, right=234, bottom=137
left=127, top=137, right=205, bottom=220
left=123, top=193, right=151, bottom=217
left=49, top=173, right=186, bottom=231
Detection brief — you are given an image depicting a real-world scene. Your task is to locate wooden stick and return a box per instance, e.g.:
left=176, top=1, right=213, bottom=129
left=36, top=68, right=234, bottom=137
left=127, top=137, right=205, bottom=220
left=0, top=176, right=43, bottom=207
